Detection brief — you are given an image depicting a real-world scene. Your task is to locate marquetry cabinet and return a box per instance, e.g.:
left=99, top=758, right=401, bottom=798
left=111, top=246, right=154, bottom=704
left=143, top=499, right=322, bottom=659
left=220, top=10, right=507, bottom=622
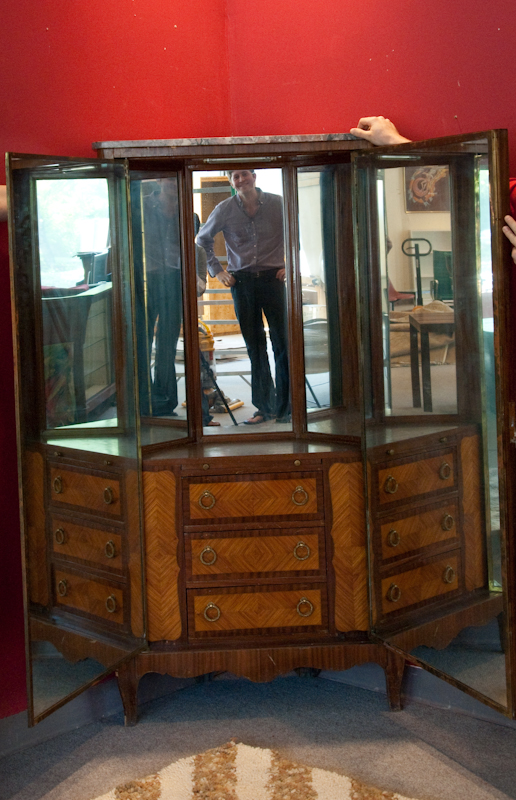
left=8, top=129, right=516, bottom=726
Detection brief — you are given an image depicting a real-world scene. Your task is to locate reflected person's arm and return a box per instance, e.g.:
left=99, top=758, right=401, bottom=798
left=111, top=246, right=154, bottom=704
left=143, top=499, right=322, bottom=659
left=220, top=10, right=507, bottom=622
left=196, top=205, right=235, bottom=285
left=503, top=215, right=516, bottom=264
left=0, top=186, right=7, bottom=222
left=350, top=116, right=411, bottom=145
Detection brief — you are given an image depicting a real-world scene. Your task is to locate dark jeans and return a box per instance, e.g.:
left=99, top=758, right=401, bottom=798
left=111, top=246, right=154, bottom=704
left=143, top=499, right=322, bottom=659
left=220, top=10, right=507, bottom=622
left=231, top=268, right=290, bottom=419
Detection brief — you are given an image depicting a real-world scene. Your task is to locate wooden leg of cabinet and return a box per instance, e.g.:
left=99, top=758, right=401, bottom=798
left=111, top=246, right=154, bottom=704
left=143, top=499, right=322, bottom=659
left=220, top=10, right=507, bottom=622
left=116, top=659, right=140, bottom=727
left=383, top=648, right=406, bottom=711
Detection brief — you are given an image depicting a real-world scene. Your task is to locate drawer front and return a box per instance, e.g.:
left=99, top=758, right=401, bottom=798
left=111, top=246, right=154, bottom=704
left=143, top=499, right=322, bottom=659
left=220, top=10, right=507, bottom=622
left=49, top=467, right=121, bottom=516
left=51, top=517, right=123, bottom=571
left=379, top=501, right=459, bottom=561
left=54, top=568, right=124, bottom=624
left=189, top=587, right=324, bottom=634
left=381, top=553, right=460, bottom=615
left=188, top=477, right=319, bottom=521
left=377, top=453, right=455, bottom=505
left=189, top=531, right=321, bottom=577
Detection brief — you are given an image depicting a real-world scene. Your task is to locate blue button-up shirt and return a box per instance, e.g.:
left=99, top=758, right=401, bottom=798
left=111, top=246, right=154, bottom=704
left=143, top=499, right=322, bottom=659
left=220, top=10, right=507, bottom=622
left=196, top=189, right=284, bottom=277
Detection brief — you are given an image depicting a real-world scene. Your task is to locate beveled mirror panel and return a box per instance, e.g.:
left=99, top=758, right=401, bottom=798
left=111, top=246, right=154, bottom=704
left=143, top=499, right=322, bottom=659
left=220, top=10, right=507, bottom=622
left=355, top=135, right=509, bottom=712
left=9, top=156, right=144, bottom=724
left=193, top=168, right=291, bottom=433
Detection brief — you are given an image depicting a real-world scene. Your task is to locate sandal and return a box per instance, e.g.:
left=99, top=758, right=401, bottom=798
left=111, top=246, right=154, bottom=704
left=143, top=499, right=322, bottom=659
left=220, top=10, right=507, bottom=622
left=243, top=411, right=273, bottom=425
left=205, top=420, right=221, bottom=426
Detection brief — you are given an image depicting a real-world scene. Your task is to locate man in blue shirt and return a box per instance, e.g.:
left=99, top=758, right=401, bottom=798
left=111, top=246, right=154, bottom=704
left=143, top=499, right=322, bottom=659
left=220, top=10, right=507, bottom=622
left=197, top=169, right=290, bottom=424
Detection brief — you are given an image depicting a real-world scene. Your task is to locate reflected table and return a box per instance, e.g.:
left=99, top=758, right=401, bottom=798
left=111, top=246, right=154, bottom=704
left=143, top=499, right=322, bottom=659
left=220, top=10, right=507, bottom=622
left=409, top=310, right=455, bottom=412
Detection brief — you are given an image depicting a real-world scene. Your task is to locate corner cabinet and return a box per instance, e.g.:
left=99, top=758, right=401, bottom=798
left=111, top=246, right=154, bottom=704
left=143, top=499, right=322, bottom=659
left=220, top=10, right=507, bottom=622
left=8, top=131, right=516, bottom=726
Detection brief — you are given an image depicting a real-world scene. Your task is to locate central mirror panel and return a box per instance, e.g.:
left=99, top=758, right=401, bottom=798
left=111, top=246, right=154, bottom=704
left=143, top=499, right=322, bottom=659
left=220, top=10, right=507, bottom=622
left=193, top=168, right=291, bottom=433
left=355, top=138, right=508, bottom=711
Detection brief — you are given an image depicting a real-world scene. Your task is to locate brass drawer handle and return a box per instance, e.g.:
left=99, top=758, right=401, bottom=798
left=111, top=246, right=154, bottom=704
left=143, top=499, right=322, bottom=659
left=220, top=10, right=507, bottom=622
left=291, top=486, right=309, bottom=506
left=54, top=527, right=66, bottom=545
left=386, top=583, right=402, bottom=603
left=105, top=540, right=116, bottom=559
left=383, top=476, right=398, bottom=495
left=296, top=597, right=314, bottom=617
left=439, top=462, right=452, bottom=480
left=199, top=546, right=217, bottom=566
left=441, top=514, right=455, bottom=531
left=443, top=565, right=456, bottom=584
left=198, top=490, right=216, bottom=510
left=294, top=541, right=311, bottom=561
left=105, top=594, right=117, bottom=613
left=386, top=529, right=400, bottom=548
left=53, top=476, right=63, bottom=494
left=203, top=602, right=221, bottom=622
left=103, top=487, right=114, bottom=505
left=57, top=579, right=68, bottom=597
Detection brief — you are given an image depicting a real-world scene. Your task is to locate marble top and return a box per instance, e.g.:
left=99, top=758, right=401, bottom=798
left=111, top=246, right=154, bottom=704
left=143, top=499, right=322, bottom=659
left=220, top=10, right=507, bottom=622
left=92, top=133, right=359, bottom=149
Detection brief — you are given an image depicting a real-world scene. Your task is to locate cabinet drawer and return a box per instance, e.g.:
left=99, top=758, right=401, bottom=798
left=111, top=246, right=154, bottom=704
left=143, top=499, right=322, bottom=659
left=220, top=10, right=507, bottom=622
left=50, top=516, right=123, bottom=571
left=54, top=568, right=124, bottom=624
left=188, top=531, right=322, bottom=578
left=381, top=553, right=460, bottom=616
left=49, top=467, right=121, bottom=516
left=187, top=476, right=319, bottom=521
left=377, top=452, right=455, bottom=505
left=379, top=501, right=459, bottom=562
left=189, top=586, right=324, bottom=635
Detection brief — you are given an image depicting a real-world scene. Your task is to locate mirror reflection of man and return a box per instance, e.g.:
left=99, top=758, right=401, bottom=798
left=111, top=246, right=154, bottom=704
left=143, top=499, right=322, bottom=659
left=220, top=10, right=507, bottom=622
left=196, top=169, right=290, bottom=424
left=137, top=177, right=182, bottom=416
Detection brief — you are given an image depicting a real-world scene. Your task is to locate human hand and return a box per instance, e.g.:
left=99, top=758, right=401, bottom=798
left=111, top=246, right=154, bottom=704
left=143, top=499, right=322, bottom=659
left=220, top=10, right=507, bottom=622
left=503, top=215, right=516, bottom=264
left=0, top=186, right=7, bottom=222
left=275, top=268, right=286, bottom=282
left=350, top=116, right=410, bottom=146
left=217, top=270, right=236, bottom=287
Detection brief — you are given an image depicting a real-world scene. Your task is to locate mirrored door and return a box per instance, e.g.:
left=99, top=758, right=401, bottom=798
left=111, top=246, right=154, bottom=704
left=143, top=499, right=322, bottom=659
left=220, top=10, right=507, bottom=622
left=354, top=132, right=514, bottom=714
left=8, top=155, right=145, bottom=724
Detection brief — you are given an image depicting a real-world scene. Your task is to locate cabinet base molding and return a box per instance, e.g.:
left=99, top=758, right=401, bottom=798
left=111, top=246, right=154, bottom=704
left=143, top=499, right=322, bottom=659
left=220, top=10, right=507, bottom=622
left=116, top=642, right=405, bottom=726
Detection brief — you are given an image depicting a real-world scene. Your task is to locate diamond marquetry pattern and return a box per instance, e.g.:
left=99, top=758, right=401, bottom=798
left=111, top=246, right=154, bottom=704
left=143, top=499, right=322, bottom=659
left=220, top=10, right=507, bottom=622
left=49, top=467, right=121, bottom=515
left=189, top=478, right=318, bottom=520
left=377, top=453, right=454, bottom=504
left=51, top=517, right=123, bottom=570
left=190, top=533, right=320, bottom=576
left=54, top=569, right=124, bottom=624
left=381, top=553, right=459, bottom=615
left=192, top=588, right=322, bottom=632
left=380, top=502, right=458, bottom=560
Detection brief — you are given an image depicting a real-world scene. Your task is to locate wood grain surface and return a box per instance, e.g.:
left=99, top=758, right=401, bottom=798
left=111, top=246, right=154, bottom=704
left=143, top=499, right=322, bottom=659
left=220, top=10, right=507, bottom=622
left=461, top=434, right=487, bottom=590
left=189, top=532, right=321, bottom=576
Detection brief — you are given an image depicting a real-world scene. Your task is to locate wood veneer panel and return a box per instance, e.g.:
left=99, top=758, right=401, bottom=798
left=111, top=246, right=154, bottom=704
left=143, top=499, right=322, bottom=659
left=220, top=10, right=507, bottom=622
left=143, top=470, right=181, bottom=641
left=54, top=568, right=124, bottom=624
left=329, top=462, right=368, bottom=632
left=127, top=468, right=144, bottom=638
left=24, top=450, right=49, bottom=606
left=381, top=553, right=459, bottom=615
left=379, top=501, right=459, bottom=561
left=190, top=587, right=323, bottom=633
left=461, top=434, right=487, bottom=591
left=189, top=532, right=321, bottom=576
left=49, top=467, right=121, bottom=515
left=51, top=517, right=123, bottom=571
left=377, top=452, right=455, bottom=504
left=189, top=477, right=319, bottom=520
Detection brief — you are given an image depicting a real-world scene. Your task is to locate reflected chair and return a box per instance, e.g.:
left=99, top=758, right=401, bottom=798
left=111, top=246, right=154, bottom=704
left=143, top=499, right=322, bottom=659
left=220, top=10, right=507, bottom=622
left=388, top=278, right=415, bottom=310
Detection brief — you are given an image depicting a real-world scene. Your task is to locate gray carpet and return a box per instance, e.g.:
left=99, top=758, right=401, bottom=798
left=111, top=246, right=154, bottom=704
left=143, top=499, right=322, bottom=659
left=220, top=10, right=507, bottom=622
left=1, top=676, right=516, bottom=800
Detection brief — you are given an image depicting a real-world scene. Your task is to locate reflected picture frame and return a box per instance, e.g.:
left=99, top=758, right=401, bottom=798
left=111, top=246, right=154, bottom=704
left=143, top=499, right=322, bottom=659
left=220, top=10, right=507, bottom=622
left=405, top=165, right=451, bottom=213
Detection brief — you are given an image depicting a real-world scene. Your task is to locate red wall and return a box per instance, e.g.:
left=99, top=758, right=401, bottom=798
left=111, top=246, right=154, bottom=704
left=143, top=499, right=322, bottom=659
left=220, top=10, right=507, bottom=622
left=0, top=0, right=515, bottom=719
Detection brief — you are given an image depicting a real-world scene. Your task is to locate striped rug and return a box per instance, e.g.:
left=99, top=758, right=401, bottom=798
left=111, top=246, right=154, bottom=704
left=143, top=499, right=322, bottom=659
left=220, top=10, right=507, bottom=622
left=92, top=740, right=417, bottom=800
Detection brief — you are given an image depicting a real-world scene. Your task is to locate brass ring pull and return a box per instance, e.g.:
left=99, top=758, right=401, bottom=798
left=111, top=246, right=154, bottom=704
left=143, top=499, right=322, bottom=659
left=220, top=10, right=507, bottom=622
left=296, top=596, right=314, bottom=617
left=291, top=486, right=309, bottom=506
left=443, top=565, right=456, bottom=584
left=383, top=476, right=399, bottom=495
left=57, top=579, right=68, bottom=597
left=441, top=514, right=455, bottom=531
left=199, top=546, right=217, bottom=566
left=293, top=541, right=311, bottom=561
left=103, top=487, right=114, bottom=505
left=386, top=583, right=402, bottom=603
left=105, top=540, right=116, bottom=559
left=203, top=602, right=221, bottom=622
left=198, top=490, right=216, bottom=510
left=54, top=527, right=66, bottom=545
left=53, top=476, right=63, bottom=494
left=439, top=462, right=452, bottom=480
left=105, top=594, right=117, bottom=613
left=386, top=529, right=400, bottom=548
